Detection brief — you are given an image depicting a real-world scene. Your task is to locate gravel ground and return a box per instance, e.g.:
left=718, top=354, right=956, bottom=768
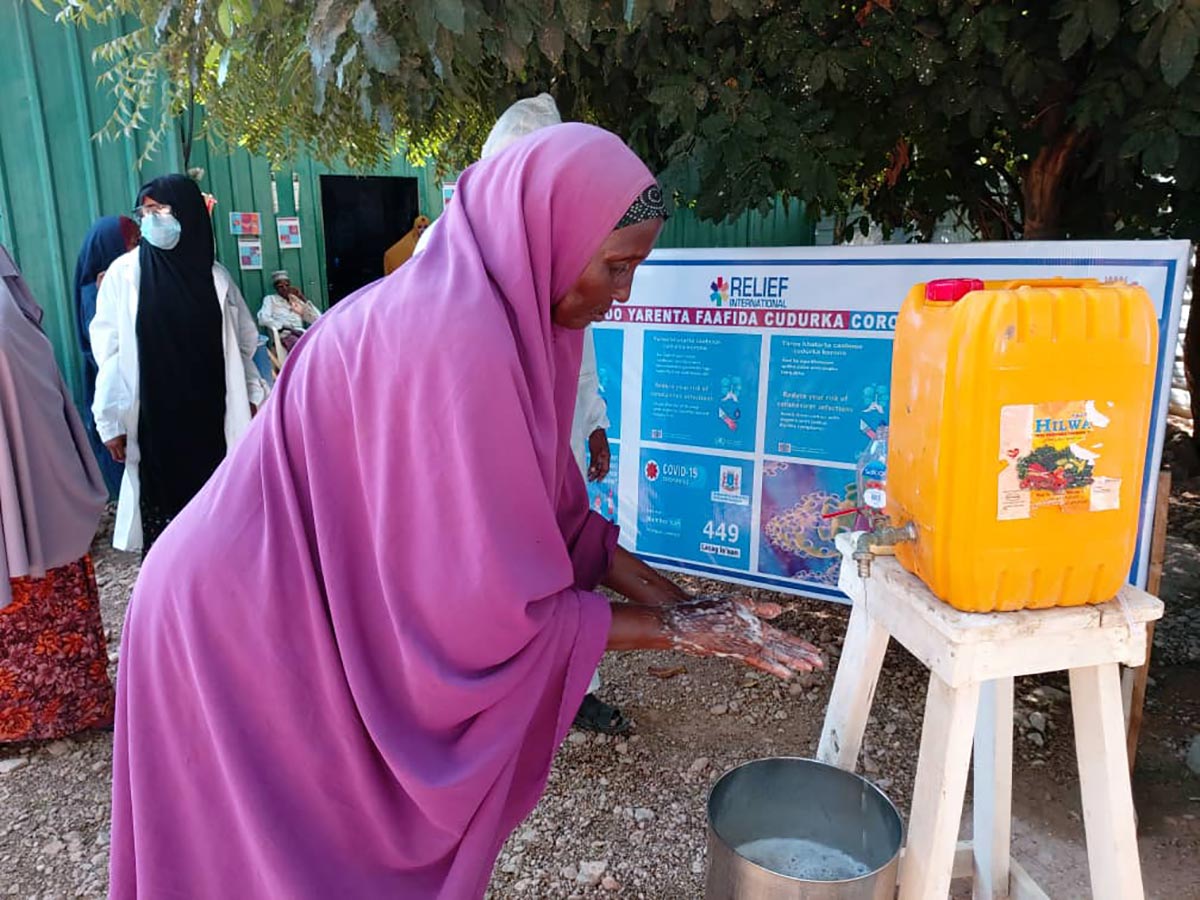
left=2, top=494, right=1199, bottom=898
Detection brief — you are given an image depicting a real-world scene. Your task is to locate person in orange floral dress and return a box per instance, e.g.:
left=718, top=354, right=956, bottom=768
left=0, top=245, right=112, bottom=742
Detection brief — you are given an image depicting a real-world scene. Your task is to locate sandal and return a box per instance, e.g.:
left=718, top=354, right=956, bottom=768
left=573, top=693, right=632, bottom=736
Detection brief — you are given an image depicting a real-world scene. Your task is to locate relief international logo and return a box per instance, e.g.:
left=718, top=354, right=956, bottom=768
left=709, top=277, right=729, bottom=307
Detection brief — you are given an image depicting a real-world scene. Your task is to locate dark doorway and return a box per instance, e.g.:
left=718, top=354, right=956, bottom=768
left=320, top=175, right=419, bottom=305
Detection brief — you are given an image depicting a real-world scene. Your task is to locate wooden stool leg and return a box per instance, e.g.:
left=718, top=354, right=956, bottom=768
left=1069, top=663, right=1145, bottom=900
left=817, top=599, right=890, bottom=770
left=1123, top=621, right=1157, bottom=775
left=972, top=677, right=1014, bottom=900
left=899, top=673, right=981, bottom=900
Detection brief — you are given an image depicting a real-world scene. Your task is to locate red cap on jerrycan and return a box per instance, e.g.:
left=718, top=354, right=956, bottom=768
left=925, top=278, right=984, bottom=303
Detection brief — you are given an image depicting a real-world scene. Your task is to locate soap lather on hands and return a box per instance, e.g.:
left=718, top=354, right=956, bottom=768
left=664, top=595, right=824, bottom=678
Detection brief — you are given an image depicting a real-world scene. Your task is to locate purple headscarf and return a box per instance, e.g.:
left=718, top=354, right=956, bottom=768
left=109, top=124, right=655, bottom=898
left=0, top=247, right=106, bottom=607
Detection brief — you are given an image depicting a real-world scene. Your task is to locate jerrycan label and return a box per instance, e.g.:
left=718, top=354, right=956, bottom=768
left=861, top=460, right=887, bottom=510
left=998, top=400, right=1121, bottom=520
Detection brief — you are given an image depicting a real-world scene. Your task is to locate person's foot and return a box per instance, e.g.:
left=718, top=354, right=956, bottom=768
left=573, top=693, right=632, bottom=736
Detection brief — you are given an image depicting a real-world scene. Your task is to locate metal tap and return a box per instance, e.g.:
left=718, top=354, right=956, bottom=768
left=852, top=521, right=917, bottom=578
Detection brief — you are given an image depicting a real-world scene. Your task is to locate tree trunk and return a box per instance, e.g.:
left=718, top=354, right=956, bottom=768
left=1021, top=128, right=1087, bottom=240
left=1185, top=251, right=1200, bottom=455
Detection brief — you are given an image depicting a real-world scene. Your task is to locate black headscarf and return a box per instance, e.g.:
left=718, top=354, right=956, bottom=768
left=75, top=216, right=138, bottom=380
left=74, top=215, right=139, bottom=498
left=135, top=174, right=226, bottom=547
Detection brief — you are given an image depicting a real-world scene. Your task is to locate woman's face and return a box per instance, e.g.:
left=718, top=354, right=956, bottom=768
left=553, top=218, right=662, bottom=329
left=136, top=195, right=170, bottom=218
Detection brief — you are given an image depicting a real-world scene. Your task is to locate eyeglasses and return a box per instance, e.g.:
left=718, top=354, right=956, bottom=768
left=131, top=204, right=173, bottom=221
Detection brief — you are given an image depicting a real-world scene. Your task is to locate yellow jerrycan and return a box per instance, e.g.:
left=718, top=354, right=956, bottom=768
left=888, top=277, right=1158, bottom=612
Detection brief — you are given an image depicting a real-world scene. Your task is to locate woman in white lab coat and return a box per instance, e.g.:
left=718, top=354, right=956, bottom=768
left=91, top=174, right=264, bottom=554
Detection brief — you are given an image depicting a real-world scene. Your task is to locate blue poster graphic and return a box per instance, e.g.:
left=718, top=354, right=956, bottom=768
left=585, top=442, right=619, bottom=523
left=640, top=331, right=761, bottom=453
left=592, top=328, right=623, bottom=442
left=765, top=336, right=892, bottom=465
left=758, top=461, right=860, bottom=586
left=636, top=448, right=753, bottom=571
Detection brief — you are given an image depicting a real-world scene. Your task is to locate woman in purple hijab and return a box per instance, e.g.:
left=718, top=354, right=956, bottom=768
left=0, top=246, right=113, bottom=742
left=109, top=125, right=820, bottom=898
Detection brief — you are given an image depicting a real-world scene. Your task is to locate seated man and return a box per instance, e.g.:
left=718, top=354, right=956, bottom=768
left=259, top=270, right=320, bottom=353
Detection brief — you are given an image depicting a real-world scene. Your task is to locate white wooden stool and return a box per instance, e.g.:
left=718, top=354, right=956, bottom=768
left=817, top=533, right=1163, bottom=900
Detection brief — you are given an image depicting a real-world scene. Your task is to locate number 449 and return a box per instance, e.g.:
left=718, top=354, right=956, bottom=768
left=702, top=520, right=740, bottom=542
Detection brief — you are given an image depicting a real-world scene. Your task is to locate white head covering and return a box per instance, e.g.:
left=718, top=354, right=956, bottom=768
left=480, top=94, right=563, bottom=159
left=415, top=94, right=563, bottom=257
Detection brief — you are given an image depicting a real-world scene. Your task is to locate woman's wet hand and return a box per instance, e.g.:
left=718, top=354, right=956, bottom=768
left=662, top=596, right=823, bottom=679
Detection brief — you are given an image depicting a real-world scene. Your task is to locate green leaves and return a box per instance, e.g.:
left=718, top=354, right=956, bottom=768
left=1160, top=6, right=1199, bottom=87
left=25, top=0, right=1200, bottom=240
left=1057, top=3, right=1091, bottom=59
left=434, top=0, right=465, bottom=33
left=538, top=22, right=565, bottom=62
left=352, top=1, right=401, bottom=74
left=809, top=53, right=828, bottom=92
left=1054, top=0, right=1120, bottom=59
left=559, top=0, right=592, bottom=47
left=1088, top=0, right=1120, bottom=48
left=1143, top=129, right=1180, bottom=173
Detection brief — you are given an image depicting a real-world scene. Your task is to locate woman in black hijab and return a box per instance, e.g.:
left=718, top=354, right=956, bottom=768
left=73, top=215, right=140, bottom=498
left=135, top=175, right=228, bottom=548
left=91, top=174, right=264, bottom=554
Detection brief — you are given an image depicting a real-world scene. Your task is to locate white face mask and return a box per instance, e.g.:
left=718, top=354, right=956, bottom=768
left=141, top=213, right=182, bottom=250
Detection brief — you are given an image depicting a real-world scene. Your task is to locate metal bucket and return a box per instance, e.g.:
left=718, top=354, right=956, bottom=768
left=705, top=757, right=902, bottom=899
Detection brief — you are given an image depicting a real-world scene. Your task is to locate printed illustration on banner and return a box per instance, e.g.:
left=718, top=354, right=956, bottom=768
left=758, top=462, right=858, bottom=585
left=712, top=464, right=749, bottom=506
left=718, top=376, right=743, bottom=431
left=637, top=449, right=752, bottom=571
left=719, top=465, right=742, bottom=496
left=998, top=400, right=1119, bottom=520
left=860, top=383, right=888, bottom=440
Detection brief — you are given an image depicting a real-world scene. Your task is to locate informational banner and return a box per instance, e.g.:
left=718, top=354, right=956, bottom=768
left=589, top=242, right=1191, bottom=601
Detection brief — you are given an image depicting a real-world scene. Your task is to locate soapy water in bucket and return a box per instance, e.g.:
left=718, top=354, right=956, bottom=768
left=735, top=837, right=871, bottom=881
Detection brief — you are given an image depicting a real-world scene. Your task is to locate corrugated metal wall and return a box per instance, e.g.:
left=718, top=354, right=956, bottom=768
left=659, top=197, right=813, bottom=249
left=199, top=155, right=441, bottom=313
left=1, top=0, right=815, bottom=412
left=0, top=0, right=184, bottom=408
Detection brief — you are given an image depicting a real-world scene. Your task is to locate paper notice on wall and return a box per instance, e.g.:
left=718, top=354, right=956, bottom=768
left=237, top=238, right=263, bottom=271
left=276, top=216, right=301, bottom=249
